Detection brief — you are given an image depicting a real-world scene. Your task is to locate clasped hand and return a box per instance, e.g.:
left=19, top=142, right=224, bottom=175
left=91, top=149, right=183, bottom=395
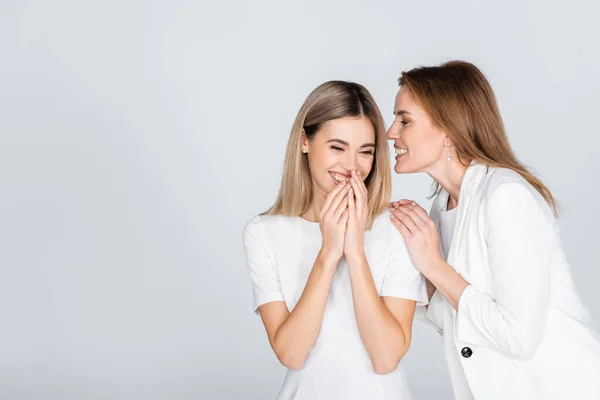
left=319, top=170, right=368, bottom=263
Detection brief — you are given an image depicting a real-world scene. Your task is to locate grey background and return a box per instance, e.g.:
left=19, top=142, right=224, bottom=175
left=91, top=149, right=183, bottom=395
left=1, top=0, right=599, bottom=399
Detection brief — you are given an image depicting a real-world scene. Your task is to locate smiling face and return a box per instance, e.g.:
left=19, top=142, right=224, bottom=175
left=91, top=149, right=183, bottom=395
left=302, top=116, right=375, bottom=196
left=386, top=87, right=449, bottom=174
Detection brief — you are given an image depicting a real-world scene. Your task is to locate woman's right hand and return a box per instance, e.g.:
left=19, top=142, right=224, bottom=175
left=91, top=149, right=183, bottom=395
left=319, top=181, right=351, bottom=263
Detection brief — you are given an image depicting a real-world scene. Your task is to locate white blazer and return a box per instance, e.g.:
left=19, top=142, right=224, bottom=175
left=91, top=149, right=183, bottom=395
left=419, top=163, right=600, bottom=400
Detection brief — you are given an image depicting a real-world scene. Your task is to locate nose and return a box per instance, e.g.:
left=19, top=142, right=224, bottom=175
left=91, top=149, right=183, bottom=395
left=386, top=120, right=399, bottom=140
left=340, top=150, right=358, bottom=172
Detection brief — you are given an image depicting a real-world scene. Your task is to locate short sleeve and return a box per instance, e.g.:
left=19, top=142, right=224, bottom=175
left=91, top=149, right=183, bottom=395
left=243, top=216, right=285, bottom=314
left=380, top=229, right=428, bottom=306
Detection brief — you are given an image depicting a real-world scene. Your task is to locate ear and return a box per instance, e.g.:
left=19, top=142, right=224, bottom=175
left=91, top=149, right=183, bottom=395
left=301, top=130, right=309, bottom=153
left=443, top=135, right=453, bottom=148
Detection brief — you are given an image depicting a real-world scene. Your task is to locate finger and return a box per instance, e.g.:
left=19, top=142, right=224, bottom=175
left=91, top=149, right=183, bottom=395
left=355, top=170, right=368, bottom=198
left=351, top=172, right=365, bottom=212
left=320, top=182, right=347, bottom=217
left=390, top=213, right=411, bottom=238
left=341, top=209, right=349, bottom=225
left=327, top=184, right=352, bottom=216
left=406, top=202, right=432, bottom=224
left=348, top=187, right=356, bottom=217
left=322, top=181, right=347, bottom=209
left=390, top=199, right=412, bottom=209
left=390, top=208, right=418, bottom=233
left=333, top=190, right=349, bottom=221
left=397, top=204, right=426, bottom=227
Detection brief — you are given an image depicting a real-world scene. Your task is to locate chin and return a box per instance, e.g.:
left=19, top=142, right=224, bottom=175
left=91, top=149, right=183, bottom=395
left=314, top=181, right=333, bottom=195
left=394, top=163, right=409, bottom=174
left=395, top=162, right=421, bottom=175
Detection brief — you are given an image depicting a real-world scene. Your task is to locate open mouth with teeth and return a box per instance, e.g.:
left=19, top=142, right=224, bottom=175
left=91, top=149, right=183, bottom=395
left=394, top=148, right=408, bottom=159
left=329, top=171, right=351, bottom=185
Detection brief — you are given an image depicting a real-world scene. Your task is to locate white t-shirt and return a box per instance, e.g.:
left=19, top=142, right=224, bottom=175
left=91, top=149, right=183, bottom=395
left=243, top=212, right=428, bottom=400
left=439, top=205, right=473, bottom=399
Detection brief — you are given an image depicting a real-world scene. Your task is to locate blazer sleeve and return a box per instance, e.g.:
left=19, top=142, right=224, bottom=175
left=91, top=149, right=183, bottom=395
left=455, top=182, right=554, bottom=360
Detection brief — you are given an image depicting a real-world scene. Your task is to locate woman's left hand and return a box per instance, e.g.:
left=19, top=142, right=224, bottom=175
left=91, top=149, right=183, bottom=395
left=344, top=170, right=368, bottom=261
left=389, top=200, right=443, bottom=274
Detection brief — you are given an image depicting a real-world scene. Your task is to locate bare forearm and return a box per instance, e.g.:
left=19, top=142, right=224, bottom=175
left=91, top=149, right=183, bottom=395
left=346, top=253, right=408, bottom=373
left=424, top=259, right=469, bottom=310
left=273, top=251, right=337, bottom=368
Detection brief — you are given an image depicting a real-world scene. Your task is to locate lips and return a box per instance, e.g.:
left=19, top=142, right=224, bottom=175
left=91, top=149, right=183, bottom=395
left=329, top=171, right=351, bottom=184
left=394, top=147, right=408, bottom=160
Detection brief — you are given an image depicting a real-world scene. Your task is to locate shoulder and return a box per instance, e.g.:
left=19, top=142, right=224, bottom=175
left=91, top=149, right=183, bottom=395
left=479, top=167, right=540, bottom=204
left=243, top=214, right=300, bottom=244
left=482, top=167, right=530, bottom=193
left=370, top=212, right=405, bottom=248
left=476, top=167, right=555, bottom=222
left=370, top=212, right=395, bottom=235
left=244, top=214, right=266, bottom=237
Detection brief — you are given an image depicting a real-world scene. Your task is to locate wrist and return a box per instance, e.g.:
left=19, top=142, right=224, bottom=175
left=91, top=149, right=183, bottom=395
left=421, top=256, right=447, bottom=279
left=318, top=248, right=341, bottom=268
left=345, top=249, right=367, bottom=265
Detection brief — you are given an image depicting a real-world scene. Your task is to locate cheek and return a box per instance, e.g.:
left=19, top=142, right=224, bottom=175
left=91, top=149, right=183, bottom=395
left=308, top=148, right=330, bottom=168
left=421, top=132, right=443, bottom=153
left=405, top=127, right=435, bottom=151
left=308, top=149, right=338, bottom=182
left=359, top=156, right=375, bottom=177
left=318, top=153, right=339, bottom=173
left=402, top=127, right=417, bottom=146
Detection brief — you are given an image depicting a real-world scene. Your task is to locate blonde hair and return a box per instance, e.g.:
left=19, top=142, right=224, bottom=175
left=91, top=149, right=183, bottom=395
left=264, top=81, right=391, bottom=228
left=399, top=61, right=559, bottom=215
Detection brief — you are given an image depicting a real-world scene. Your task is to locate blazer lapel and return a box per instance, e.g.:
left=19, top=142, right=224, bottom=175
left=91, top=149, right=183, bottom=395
left=446, top=162, right=485, bottom=274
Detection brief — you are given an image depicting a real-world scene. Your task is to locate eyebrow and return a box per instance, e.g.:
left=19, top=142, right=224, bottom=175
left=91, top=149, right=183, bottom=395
left=326, top=138, right=376, bottom=148
left=393, top=110, right=411, bottom=116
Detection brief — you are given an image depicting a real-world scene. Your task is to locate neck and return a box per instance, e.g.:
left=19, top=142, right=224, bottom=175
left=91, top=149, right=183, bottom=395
left=301, top=183, right=326, bottom=222
left=427, top=159, right=470, bottom=210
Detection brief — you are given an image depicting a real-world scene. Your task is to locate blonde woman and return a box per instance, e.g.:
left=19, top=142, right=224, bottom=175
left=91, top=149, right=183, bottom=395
left=243, top=81, right=427, bottom=399
left=387, top=61, right=600, bottom=399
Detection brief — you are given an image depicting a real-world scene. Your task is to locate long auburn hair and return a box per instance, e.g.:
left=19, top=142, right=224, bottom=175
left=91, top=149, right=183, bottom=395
left=399, top=61, right=559, bottom=215
left=263, top=81, right=391, bottom=228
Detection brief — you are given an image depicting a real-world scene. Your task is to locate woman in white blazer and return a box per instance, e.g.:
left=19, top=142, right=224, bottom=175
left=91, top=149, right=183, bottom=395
left=386, top=60, right=600, bottom=400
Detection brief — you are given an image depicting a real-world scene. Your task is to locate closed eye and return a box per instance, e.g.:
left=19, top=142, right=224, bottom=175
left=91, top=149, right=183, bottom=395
left=360, top=150, right=374, bottom=156
left=330, top=145, right=344, bottom=152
